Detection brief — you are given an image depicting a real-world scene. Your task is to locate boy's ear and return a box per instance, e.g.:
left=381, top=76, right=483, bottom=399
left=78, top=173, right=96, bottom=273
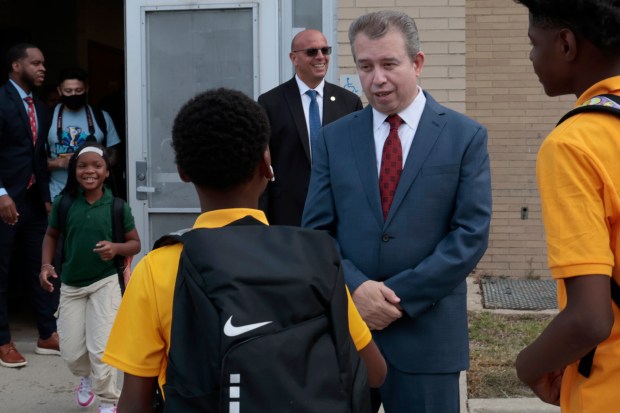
left=260, top=149, right=274, bottom=181
left=177, top=164, right=191, bottom=183
left=558, top=28, right=578, bottom=61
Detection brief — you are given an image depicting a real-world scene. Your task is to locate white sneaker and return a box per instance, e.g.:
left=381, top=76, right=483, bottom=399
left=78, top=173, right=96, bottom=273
left=98, top=403, right=117, bottom=413
left=76, top=376, right=95, bottom=408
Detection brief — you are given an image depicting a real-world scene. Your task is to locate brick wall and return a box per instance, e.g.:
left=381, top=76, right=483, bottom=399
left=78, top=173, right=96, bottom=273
left=466, top=0, right=573, bottom=278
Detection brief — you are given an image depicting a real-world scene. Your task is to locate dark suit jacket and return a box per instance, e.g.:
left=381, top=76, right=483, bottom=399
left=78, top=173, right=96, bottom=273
left=303, top=93, right=492, bottom=373
left=0, top=81, right=51, bottom=205
left=258, top=77, right=362, bottom=226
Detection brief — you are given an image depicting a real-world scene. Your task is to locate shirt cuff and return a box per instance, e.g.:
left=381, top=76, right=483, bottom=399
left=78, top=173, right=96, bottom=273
left=0, top=188, right=7, bottom=197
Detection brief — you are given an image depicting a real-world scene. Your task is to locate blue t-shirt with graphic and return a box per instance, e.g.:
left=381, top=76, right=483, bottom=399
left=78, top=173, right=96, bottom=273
left=47, top=104, right=121, bottom=200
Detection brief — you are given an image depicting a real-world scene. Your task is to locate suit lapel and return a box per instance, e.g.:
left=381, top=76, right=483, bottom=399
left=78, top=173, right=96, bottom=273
left=283, top=78, right=311, bottom=161
left=34, top=99, right=47, bottom=148
left=351, top=106, right=384, bottom=227
left=6, top=82, right=33, bottom=142
left=386, top=93, right=446, bottom=225
left=322, top=82, right=339, bottom=125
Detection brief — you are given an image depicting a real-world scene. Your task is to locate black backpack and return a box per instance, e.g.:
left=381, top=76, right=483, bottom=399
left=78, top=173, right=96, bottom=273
left=557, top=93, right=620, bottom=378
left=56, top=194, right=128, bottom=294
left=155, top=216, right=369, bottom=413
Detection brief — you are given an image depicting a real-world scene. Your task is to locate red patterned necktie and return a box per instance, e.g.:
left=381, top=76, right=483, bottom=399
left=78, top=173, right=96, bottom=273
left=24, top=96, right=37, bottom=143
left=24, top=96, right=37, bottom=189
left=379, top=114, right=404, bottom=220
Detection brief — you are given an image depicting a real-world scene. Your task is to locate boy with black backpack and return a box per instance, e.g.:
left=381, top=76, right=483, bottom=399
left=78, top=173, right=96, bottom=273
left=513, top=1, right=620, bottom=411
left=103, top=88, right=386, bottom=412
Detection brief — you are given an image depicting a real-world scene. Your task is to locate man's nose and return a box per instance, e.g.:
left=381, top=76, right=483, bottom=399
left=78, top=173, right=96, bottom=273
left=373, top=68, right=387, bottom=84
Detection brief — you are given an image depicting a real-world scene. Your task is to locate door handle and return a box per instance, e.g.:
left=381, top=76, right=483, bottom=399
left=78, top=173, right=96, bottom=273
left=136, top=161, right=152, bottom=200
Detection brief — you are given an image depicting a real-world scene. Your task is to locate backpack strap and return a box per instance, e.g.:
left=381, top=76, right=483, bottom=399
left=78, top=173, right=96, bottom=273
left=111, top=197, right=127, bottom=294
left=152, top=231, right=187, bottom=250
left=53, top=194, right=74, bottom=274
left=151, top=216, right=265, bottom=250
left=557, top=94, right=620, bottom=125
left=578, top=277, right=620, bottom=378
left=91, top=106, right=108, bottom=147
left=57, top=194, right=74, bottom=234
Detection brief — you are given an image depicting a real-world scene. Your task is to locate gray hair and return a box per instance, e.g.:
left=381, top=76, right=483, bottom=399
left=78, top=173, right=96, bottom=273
left=348, top=10, right=420, bottom=61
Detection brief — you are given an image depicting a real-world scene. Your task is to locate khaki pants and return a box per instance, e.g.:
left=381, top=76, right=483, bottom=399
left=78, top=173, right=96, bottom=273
left=57, top=275, right=121, bottom=404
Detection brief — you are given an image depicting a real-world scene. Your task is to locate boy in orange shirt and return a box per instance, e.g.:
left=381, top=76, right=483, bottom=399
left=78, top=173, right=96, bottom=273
left=514, top=1, right=620, bottom=412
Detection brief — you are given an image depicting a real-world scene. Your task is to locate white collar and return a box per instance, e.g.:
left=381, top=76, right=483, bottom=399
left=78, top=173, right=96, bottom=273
left=9, top=79, right=32, bottom=100
left=295, top=75, right=325, bottom=98
left=372, top=86, right=426, bottom=131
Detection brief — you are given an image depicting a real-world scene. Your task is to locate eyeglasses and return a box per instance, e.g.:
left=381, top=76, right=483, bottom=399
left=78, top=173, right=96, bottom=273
left=292, top=46, right=332, bottom=57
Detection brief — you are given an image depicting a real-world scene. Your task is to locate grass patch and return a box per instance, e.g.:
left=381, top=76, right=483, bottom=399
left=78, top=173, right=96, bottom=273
left=468, top=311, right=554, bottom=398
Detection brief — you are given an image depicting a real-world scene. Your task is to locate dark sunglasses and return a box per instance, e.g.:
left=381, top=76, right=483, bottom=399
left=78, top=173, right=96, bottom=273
left=292, top=46, right=332, bottom=57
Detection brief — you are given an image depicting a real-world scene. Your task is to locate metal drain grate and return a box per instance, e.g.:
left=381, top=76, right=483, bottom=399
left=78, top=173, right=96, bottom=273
left=481, top=278, right=557, bottom=310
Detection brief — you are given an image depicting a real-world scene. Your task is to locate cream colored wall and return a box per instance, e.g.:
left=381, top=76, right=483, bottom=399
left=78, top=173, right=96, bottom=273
left=467, top=0, right=573, bottom=278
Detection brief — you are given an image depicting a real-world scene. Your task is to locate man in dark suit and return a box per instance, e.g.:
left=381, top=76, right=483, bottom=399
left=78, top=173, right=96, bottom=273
left=303, top=11, right=492, bottom=413
left=0, top=43, right=59, bottom=368
left=258, top=29, right=362, bottom=226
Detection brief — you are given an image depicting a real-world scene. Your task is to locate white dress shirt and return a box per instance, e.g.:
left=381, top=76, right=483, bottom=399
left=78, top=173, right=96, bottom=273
left=372, top=86, right=427, bottom=175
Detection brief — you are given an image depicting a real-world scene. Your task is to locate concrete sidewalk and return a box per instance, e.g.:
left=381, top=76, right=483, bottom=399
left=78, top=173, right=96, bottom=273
left=1, top=279, right=560, bottom=413
left=0, top=316, right=112, bottom=412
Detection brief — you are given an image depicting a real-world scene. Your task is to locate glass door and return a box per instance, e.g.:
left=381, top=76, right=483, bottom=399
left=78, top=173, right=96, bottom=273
left=125, top=1, right=278, bottom=256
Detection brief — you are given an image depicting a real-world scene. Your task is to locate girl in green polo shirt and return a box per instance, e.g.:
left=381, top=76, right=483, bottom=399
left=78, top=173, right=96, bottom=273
left=39, top=142, right=140, bottom=413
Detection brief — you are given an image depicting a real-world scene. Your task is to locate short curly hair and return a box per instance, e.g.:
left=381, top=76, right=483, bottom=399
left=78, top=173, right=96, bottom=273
left=514, top=0, right=620, bottom=56
left=171, top=88, right=270, bottom=190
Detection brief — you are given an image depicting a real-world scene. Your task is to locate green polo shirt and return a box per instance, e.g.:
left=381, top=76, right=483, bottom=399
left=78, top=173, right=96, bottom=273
left=49, top=187, right=135, bottom=287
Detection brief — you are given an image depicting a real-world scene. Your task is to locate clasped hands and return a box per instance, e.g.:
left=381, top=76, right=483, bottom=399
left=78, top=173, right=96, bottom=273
left=352, top=280, right=402, bottom=330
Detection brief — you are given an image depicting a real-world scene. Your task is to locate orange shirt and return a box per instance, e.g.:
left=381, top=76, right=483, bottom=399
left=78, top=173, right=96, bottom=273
left=103, top=208, right=371, bottom=389
left=537, top=76, right=620, bottom=413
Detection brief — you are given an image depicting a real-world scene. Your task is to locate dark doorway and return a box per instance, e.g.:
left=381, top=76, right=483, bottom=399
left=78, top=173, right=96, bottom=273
left=1, top=0, right=125, bottom=315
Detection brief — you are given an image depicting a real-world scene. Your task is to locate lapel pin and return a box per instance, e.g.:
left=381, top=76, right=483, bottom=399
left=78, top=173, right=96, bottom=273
left=330, top=96, right=336, bottom=102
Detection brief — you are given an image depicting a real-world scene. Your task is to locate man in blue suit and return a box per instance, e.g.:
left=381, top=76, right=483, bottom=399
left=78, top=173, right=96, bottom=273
left=302, top=10, right=491, bottom=413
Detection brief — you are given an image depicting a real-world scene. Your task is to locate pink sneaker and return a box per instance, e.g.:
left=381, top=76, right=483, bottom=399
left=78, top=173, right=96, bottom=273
left=76, top=376, right=95, bottom=408
left=98, top=403, right=117, bottom=413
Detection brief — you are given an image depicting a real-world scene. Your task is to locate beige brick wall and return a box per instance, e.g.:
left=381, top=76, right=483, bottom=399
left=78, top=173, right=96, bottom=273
left=337, top=1, right=466, bottom=112
left=337, top=1, right=576, bottom=279
left=467, top=0, right=573, bottom=278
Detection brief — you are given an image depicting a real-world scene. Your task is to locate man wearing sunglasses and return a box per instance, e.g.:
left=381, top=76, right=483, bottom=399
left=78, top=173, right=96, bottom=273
left=258, top=29, right=363, bottom=226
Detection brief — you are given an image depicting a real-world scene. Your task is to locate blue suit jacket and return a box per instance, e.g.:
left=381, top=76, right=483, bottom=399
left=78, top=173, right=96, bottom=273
left=302, top=92, right=491, bottom=373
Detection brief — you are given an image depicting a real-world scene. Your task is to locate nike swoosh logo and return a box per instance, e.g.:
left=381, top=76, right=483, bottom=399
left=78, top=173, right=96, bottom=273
left=223, top=316, right=272, bottom=337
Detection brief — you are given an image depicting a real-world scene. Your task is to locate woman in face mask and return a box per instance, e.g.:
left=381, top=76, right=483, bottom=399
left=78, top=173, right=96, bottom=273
left=46, top=67, right=122, bottom=201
